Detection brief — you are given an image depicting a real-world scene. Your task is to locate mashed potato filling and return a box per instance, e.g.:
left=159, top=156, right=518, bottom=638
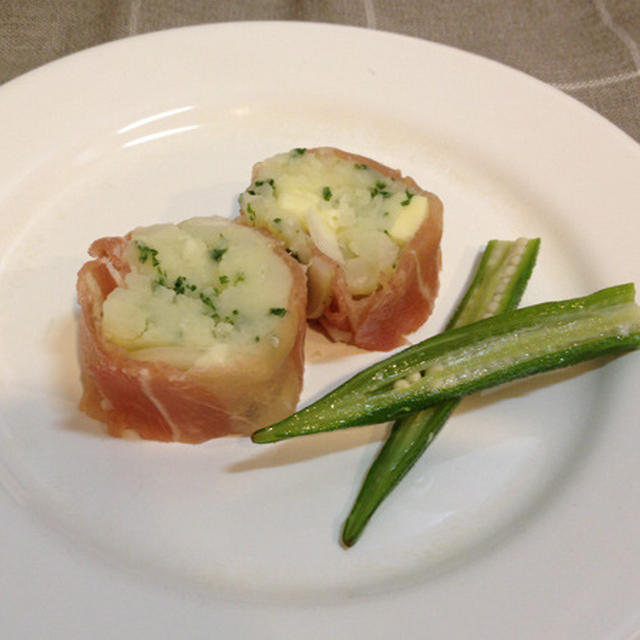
left=238, top=149, right=429, bottom=296
left=101, top=217, right=294, bottom=370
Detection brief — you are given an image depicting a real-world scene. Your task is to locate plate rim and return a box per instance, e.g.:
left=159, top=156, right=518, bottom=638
left=0, top=21, right=639, bottom=640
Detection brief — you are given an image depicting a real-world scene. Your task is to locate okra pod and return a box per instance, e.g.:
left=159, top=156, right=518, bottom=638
left=252, top=283, right=640, bottom=443
left=342, top=237, right=540, bottom=546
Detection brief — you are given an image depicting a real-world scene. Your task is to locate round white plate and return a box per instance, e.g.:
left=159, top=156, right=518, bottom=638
left=0, top=22, right=639, bottom=639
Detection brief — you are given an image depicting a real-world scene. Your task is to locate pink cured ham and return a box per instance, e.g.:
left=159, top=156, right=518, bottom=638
left=310, top=197, right=442, bottom=351
left=239, top=147, right=443, bottom=351
left=77, top=220, right=307, bottom=444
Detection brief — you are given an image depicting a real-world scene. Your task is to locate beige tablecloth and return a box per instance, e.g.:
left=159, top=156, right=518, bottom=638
left=1, top=0, right=640, bottom=142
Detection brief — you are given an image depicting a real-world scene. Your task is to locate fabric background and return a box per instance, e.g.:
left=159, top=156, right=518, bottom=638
left=1, top=0, right=639, bottom=142
left=1, top=0, right=639, bottom=141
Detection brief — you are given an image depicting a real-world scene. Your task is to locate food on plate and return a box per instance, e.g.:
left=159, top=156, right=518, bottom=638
left=238, top=147, right=443, bottom=350
left=252, top=282, right=640, bottom=443
left=342, top=237, right=540, bottom=546
left=77, top=216, right=307, bottom=443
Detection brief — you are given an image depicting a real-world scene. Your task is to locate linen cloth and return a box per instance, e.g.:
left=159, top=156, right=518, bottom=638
left=1, top=0, right=639, bottom=142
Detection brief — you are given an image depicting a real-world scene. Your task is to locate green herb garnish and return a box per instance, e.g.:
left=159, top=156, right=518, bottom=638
left=401, top=190, right=415, bottom=206
left=322, top=186, right=332, bottom=201
left=210, top=237, right=229, bottom=262
left=153, top=267, right=168, bottom=288
left=136, top=242, right=159, bottom=267
left=370, top=181, right=391, bottom=198
left=173, top=276, right=196, bottom=295
left=269, top=307, right=287, bottom=317
left=136, top=241, right=170, bottom=288
left=199, top=292, right=219, bottom=318
left=255, top=178, right=275, bottom=189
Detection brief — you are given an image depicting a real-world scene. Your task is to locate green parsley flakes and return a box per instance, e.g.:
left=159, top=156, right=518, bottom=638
left=173, top=276, right=196, bottom=295
left=401, top=190, right=415, bottom=206
left=136, top=242, right=159, bottom=267
left=370, top=180, right=391, bottom=198
left=210, top=237, right=228, bottom=262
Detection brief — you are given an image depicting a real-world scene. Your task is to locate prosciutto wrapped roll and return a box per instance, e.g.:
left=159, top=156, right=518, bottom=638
left=77, top=216, right=307, bottom=443
left=238, top=147, right=443, bottom=351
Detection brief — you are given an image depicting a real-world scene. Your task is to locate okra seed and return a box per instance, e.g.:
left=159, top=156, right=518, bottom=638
left=506, top=239, right=527, bottom=265
left=485, top=300, right=499, bottom=314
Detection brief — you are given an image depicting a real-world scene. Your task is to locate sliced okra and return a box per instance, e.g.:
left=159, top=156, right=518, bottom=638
left=252, top=282, right=640, bottom=444
left=342, top=237, right=540, bottom=546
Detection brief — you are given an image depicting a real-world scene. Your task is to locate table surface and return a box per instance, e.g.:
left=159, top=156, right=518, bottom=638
left=1, top=0, right=639, bottom=143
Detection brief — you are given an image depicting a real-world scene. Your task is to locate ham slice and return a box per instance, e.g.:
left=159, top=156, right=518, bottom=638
left=312, top=201, right=442, bottom=350
left=239, top=147, right=443, bottom=351
left=76, top=219, right=307, bottom=444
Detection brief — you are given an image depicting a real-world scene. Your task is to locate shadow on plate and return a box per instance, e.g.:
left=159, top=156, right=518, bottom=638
left=226, top=422, right=389, bottom=472
left=48, top=308, right=110, bottom=439
left=227, top=357, right=609, bottom=473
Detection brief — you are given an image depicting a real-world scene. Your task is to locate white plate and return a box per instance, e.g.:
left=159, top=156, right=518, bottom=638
left=0, top=22, right=639, bottom=639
